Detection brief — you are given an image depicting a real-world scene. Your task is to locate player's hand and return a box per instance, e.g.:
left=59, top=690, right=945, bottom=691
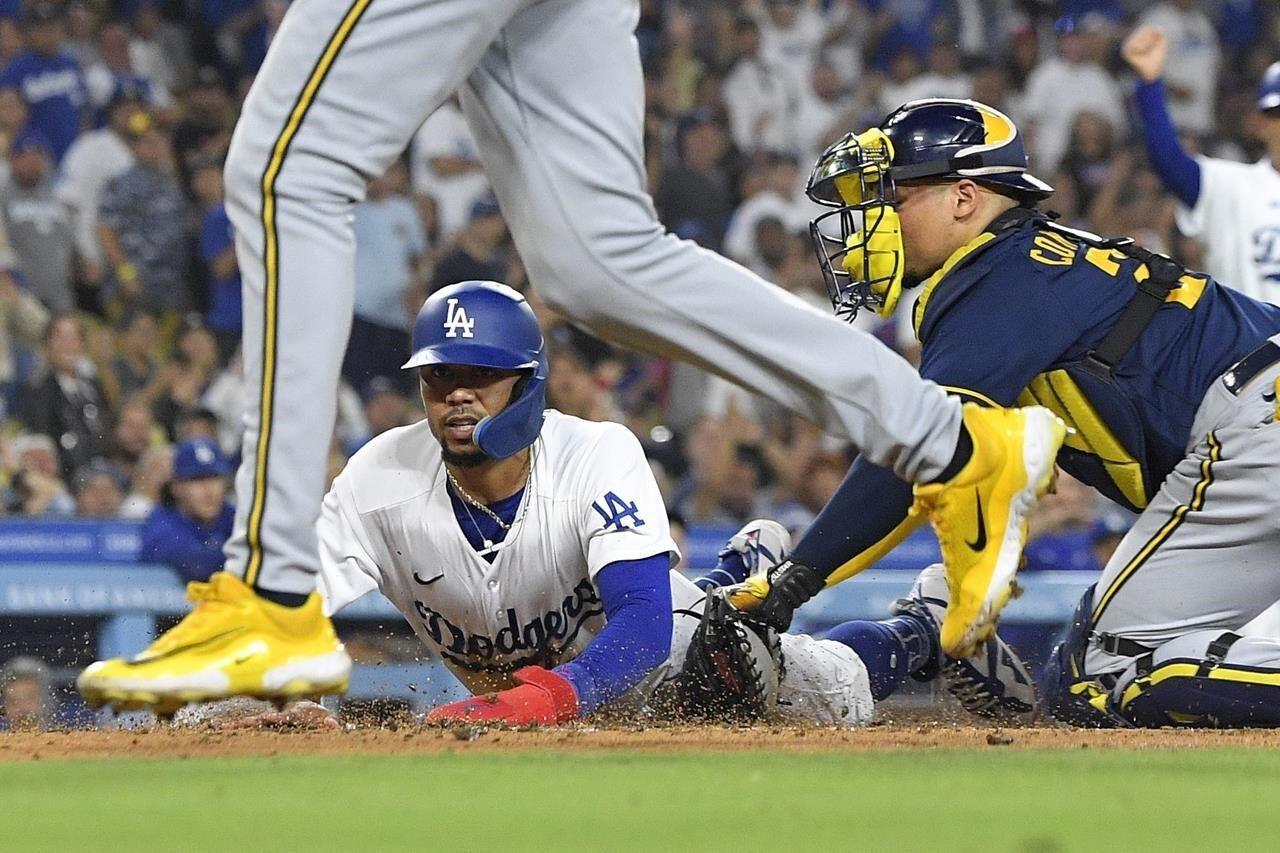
left=725, top=560, right=826, bottom=632
left=425, top=666, right=579, bottom=726
left=217, top=700, right=340, bottom=731
left=1122, top=26, right=1167, bottom=83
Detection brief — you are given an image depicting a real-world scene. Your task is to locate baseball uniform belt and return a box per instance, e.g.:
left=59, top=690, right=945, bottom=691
left=1221, top=340, right=1280, bottom=396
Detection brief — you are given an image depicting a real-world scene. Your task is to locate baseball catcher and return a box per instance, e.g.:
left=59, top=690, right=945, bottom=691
left=729, top=98, right=1280, bottom=728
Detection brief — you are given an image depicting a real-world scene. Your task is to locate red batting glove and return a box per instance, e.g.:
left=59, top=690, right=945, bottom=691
left=425, top=666, right=579, bottom=726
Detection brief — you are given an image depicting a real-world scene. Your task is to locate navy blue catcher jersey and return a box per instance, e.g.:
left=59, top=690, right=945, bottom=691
left=914, top=213, right=1280, bottom=510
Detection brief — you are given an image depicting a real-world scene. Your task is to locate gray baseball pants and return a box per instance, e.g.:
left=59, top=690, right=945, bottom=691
left=221, top=0, right=960, bottom=593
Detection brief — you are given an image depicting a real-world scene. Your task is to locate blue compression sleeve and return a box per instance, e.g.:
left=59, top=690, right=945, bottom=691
left=554, top=554, right=673, bottom=713
left=1134, top=79, right=1201, bottom=208
left=790, top=456, right=914, bottom=575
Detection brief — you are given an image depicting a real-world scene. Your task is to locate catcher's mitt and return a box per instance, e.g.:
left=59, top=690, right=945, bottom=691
left=674, top=590, right=782, bottom=722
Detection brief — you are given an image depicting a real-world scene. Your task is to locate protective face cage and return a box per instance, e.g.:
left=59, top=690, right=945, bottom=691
left=806, top=131, right=902, bottom=321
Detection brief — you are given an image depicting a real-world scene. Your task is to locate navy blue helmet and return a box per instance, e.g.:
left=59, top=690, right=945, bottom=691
left=806, top=99, right=1052, bottom=320
left=403, top=280, right=547, bottom=458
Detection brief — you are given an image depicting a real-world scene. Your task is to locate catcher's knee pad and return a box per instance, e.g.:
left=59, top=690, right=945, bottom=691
left=775, top=633, right=874, bottom=727
left=1111, top=630, right=1280, bottom=728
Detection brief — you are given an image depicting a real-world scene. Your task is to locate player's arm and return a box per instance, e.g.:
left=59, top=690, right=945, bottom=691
left=315, top=473, right=385, bottom=616
left=1123, top=26, right=1202, bottom=208
left=427, top=425, right=680, bottom=726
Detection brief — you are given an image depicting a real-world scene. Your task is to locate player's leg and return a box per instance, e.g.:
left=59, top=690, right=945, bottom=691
left=77, top=0, right=527, bottom=712
left=1107, top=629, right=1280, bottom=727
left=461, top=0, right=1066, bottom=651
left=825, top=564, right=1037, bottom=722
left=1047, top=361, right=1280, bottom=726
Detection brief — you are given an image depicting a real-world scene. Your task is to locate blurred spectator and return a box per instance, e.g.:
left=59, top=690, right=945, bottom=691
left=84, top=22, right=170, bottom=123
left=140, top=435, right=233, bottom=582
left=173, top=404, right=220, bottom=444
left=864, top=0, right=946, bottom=73
left=0, top=129, right=75, bottom=314
left=97, top=111, right=188, bottom=319
left=409, top=96, right=486, bottom=244
left=102, top=308, right=162, bottom=407
left=343, top=159, right=425, bottom=396
left=1139, top=0, right=1220, bottom=138
left=1059, top=111, right=1117, bottom=212
left=127, top=0, right=195, bottom=98
left=722, top=15, right=798, bottom=155
left=755, top=0, right=830, bottom=104
left=57, top=91, right=141, bottom=281
left=655, top=110, right=733, bottom=250
left=885, top=42, right=973, bottom=108
left=191, top=155, right=240, bottom=361
left=794, top=60, right=852, bottom=168
left=201, top=345, right=245, bottom=455
left=360, top=376, right=412, bottom=441
left=0, top=2, right=86, bottom=164
left=0, top=656, right=52, bottom=731
left=0, top=83, right=26, bottom=183
left=0, top=254, right=49, bottom=397
left=14, top=313, right=111, bottom=480
left=119, top=442, right=172, bottom=519
left=429, top=194, right=508, bottom=291
left=154, top=322, right=219, bottom=437
left=723, top=152, right=812, bottom=275
left=72, top=458, right=123, bottom=517
left=545, top=325, right=623, bottom=423
left=4, top=432, right=73, bottom=516
left=105, top=395, right=157, bottom=482
left=1021, top=16, right=1126, bottom=173
left=171, top=66, right=233, bottom=185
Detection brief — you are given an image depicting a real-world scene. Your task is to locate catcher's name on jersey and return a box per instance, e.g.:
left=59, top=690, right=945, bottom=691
left=316, top=410, right=679, bottom=694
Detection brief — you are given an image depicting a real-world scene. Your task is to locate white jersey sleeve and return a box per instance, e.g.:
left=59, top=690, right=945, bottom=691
left=1175, top=156, right=1280, bottom=303
left=315, top=470, right=384, bottom=616
left=573, top=423, right=678, bottom=577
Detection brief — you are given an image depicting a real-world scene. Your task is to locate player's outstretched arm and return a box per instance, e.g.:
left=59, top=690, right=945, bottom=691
left=727, top=457, right=918, bottom=630
left=1123, top=25, right=1202, bottom=208
left=427, top=554, right=674, bottom=726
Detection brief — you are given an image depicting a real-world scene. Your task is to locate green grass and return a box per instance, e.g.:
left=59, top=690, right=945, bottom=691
left=4, top=749, right=1279, bottom=851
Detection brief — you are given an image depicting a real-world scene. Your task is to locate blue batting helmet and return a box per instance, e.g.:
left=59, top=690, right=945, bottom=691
left=403, top=280, right=547, bottom=459
left=1259, top=61, right=1280, bottom=112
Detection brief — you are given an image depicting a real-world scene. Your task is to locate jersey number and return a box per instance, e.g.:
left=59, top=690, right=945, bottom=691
left=592, top=492, right=646, bottom=531
left=1029, top=232, right=1205, bottom=309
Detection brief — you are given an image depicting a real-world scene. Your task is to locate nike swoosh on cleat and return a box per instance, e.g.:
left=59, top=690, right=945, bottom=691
left=965, top=488, right=987, bottom=551
left=123, top=629, right=244, bottom=666
left=413, top=571, right=444, bottom=586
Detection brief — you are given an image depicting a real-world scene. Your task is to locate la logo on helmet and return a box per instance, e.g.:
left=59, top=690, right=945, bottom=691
left=443, top=298, right=475, bottom=338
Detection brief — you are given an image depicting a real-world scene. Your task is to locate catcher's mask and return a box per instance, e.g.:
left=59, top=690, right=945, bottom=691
left=403, top=280, right=547, bottom=459
left=806, top=99, right=1053, bottom=320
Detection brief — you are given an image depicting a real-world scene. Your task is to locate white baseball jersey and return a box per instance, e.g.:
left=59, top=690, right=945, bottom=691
left=1176, top=157, right=1280, bottom=304
left=316, top=410, right=685, bottom=694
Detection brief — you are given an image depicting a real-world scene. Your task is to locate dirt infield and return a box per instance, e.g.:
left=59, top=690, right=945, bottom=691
left=4, top=721, right=1280, bottom=762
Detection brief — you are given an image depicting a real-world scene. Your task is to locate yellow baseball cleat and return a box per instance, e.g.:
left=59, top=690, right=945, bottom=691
left=912, top=404, right=1067, bottom=659
left=77, top=572, right=351, bottom=714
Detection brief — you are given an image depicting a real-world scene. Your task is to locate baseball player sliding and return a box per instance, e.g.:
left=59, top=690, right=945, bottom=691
left=732, top=99, right=1280, bottom=728
left=245, top=282, right=1039, bottom=728
left=79, top=0, right=1066, bottom=713
left=1123, top=26, right=1280, bottom=303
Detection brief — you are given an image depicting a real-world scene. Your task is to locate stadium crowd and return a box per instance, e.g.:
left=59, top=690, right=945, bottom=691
left=0, top=0, right=1277, bottom=593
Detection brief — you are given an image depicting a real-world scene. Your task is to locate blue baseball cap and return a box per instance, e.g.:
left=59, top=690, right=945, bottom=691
left=173, top=437, right=229, bottom=480
left=1259, top=61, right=1280, bottom=112
left=9, top=128, right=52, bottom=157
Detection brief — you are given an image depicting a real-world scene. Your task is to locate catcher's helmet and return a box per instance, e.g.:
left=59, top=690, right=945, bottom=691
left=806, top=99, right=1052, bottom=320
left=403, top=280, right=547, bottom=459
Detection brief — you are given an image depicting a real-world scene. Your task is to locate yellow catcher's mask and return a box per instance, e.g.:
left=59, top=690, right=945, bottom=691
left=841, top=204, right=904, bottom=319
left=807, top=129, right=907, bottom=320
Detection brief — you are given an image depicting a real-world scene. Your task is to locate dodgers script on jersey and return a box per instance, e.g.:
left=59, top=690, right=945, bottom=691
left=316, top=411, right=685, bottom=694
left=1177, top=157, right=1280, bottom=303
